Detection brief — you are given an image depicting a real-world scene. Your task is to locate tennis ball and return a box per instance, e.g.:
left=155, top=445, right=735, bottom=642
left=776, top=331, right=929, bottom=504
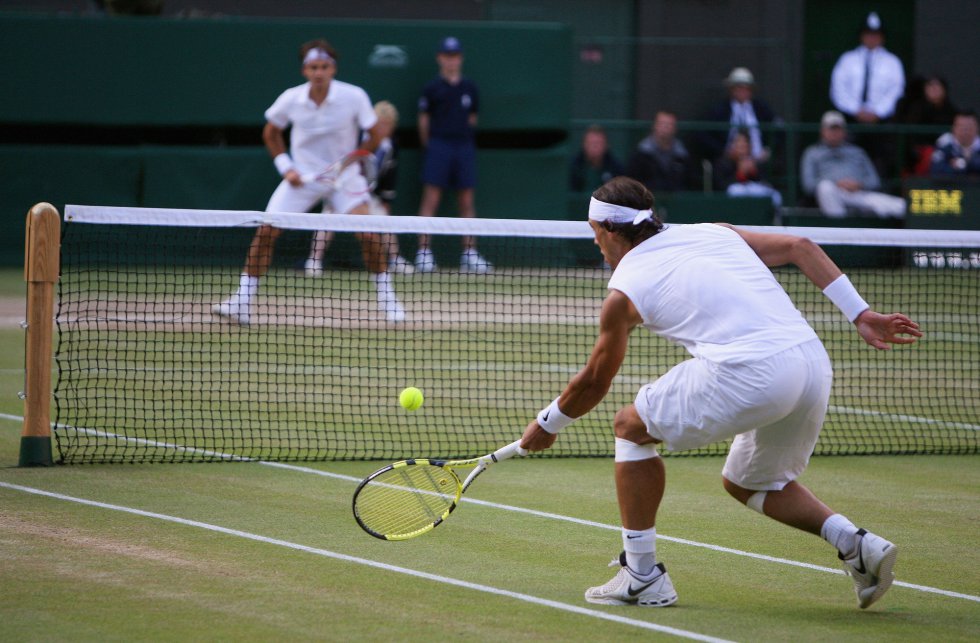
left=399, top=387, right=424, bottom=411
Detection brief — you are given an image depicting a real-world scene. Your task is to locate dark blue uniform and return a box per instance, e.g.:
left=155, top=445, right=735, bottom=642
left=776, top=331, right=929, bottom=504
left=419, top=76, right=479, bottom=189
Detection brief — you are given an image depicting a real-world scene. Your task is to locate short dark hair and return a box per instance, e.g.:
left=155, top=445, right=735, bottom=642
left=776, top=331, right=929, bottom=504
left=300, top=39, right=338, bottom=63
left=953, top=109, right=978, bottom=122
left=591, top=177, right=664, bottom=244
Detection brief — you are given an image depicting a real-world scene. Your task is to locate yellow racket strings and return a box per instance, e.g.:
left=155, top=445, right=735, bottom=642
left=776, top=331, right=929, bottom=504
left=357, top=464, right=459, bottom=537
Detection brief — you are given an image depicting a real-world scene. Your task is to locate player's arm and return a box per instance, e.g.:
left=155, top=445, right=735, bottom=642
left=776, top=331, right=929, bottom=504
left=358, top=122, right=383, bottom=155
left=718, top=224, right=922, bottom=350
left=263, top=122, right=301, bottom=186
left=417, top=112, right=430, bottom=147
left=521, top=290, right=640, bottom=452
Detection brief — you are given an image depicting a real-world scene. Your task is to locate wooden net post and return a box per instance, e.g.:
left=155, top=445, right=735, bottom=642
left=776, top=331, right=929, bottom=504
left=20, top=202, right=60, bottom=466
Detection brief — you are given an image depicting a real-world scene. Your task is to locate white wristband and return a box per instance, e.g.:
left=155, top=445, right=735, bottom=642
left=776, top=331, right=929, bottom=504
left=536, top=397, right=576, bottom=434
left=273, top=153, right=293, bottom=176
left=822, top=274, right=869, bottom=323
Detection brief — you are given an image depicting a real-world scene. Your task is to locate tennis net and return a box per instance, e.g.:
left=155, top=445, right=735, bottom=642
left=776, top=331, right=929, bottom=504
left=50, top=205, right=979, bottom=463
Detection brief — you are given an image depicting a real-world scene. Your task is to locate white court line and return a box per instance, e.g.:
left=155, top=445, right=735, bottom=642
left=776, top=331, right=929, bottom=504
left=1, top=413, right=977, bottom=604
left=0, top=481, right=730, bottom=643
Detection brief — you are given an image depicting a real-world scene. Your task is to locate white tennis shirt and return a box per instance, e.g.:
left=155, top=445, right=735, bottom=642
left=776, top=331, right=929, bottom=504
left=607, top=223, right=818, bottom=363
left=265, top=80, right=377, bottom=174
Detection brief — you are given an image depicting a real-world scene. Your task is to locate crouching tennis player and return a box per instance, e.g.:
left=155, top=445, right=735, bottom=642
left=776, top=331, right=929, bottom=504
left=520, top=176, right=921, bottom=609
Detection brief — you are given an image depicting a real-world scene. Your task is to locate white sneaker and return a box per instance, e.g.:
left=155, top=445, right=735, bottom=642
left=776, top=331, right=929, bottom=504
left=460, top=249, right=493, bottom=274
left=212, top=299, right=250, bottom=326
left=390, top=255, right=416, bottom=275
left=378, top=292, right=406, bottom=323
left=415, top=248, right=437, bottom=273
left=584, top=552, right=677, bottom=607
left=304, top=258, right=324, bottom=277
left=840, top=528, right=898, bottom=609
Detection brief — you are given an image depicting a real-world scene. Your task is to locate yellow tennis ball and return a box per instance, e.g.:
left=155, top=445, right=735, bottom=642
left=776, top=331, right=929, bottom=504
left=399, top=387, right=424, bottom=411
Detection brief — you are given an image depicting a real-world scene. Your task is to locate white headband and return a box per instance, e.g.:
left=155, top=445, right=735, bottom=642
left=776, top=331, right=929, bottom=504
left=588, top=197, right=653, bottom=225
left=303, top=48, right=335, bottom=65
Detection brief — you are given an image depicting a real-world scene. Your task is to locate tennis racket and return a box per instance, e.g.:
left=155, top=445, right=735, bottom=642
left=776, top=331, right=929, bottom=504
left=300, top=149, right=377, bottom=196
left=352, top=439, right=528, bottom=541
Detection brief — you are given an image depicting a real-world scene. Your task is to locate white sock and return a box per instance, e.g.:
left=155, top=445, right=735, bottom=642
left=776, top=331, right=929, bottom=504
left=373, top=272, right=392, bottom=296
left=820, top=514, right=859, bottom=557
left=622, top=527, right=657, bottom=577
left=235, top=274, right=259, bottom=303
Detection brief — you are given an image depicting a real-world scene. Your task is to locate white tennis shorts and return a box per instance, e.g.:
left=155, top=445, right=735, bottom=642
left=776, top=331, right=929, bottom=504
left=266, top=171, right=369, bottom=216
left=634, top=339, right=833, bottom=490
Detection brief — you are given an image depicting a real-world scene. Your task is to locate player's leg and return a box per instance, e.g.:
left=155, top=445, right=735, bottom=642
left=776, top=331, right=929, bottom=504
left=214, top=180, right=317, bottom=325
left=342, top=198, right=405, bottom=323
left=721, top=340, right=897, bottom=608
left=305, top=230, right=335, bottom=277
left=584, top=404, right=676, bottom=607
left=370, top=197, right=413, bottom=274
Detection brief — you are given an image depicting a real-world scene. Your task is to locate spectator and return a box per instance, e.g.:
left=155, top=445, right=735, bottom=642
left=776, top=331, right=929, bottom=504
left=714, top=129, right=782, bottom=206
left=700, top=67, right=780, bottom=163
left=800, top=111, right=905, bottom=219
left=625, top=111, right=694, bottom=193
left=570, top=124, right=625, bottom=192
left=830, top=11, right=906, bottom=176
left=896, top=74, right=959, bottom=174
left=930, top=110, right=980, bottom=177
left=414, top=36, right=492, bottom=274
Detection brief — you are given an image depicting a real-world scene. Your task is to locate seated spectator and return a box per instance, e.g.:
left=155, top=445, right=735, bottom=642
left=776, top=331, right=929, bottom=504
left=699, top=67, right=780, bottom=163
left=714, top=129, right=782, bottom=206
left=800, top=111, right=905, bottom=218
left=896, top=74, right=959, bottom=174
left=930, top=110, right=980, bottom=177
left=625, top=111, right=694, bottom=193
left=569, top=124, right=625, bottom=192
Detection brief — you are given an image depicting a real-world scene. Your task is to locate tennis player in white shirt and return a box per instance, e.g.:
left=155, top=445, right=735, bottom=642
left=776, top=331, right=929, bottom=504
left=520, top=177, right=921, bottom=609
left=214, top=39, right=405, bottom=325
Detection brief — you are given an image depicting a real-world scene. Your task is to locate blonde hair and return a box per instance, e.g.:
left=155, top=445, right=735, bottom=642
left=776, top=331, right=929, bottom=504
left=374, top=100, right=399, bottom=125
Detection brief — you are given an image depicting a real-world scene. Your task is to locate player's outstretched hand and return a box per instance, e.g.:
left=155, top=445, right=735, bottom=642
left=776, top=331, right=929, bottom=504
left=855, top=310, right=923, bottom=350
left=520, top=420, right=557, bottom=452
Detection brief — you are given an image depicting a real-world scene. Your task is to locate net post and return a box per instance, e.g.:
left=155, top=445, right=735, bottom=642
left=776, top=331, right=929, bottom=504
left=20, top=202, right=60, bottom=467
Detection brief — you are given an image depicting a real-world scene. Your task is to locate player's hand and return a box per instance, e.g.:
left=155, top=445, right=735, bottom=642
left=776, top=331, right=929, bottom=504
left=285, top=169, right=303, bottom=187
left=520, top=420, right=557, bottom=452
left=855, top=310, right=923, bottom=350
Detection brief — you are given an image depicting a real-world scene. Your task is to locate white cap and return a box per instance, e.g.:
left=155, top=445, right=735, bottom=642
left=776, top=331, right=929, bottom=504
left=821, top=110, right=846, bottom=128
left=725, top=67, right=755, bottom=86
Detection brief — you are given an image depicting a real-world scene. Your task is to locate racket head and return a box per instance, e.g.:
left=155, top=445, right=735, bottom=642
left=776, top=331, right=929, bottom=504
left=352, top=459, right=463, bottom=541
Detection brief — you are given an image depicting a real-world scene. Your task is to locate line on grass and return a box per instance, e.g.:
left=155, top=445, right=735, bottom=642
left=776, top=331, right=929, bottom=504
left=2, top=414, right=978, bottom=605
left=0, top=481, right=731, bottom=643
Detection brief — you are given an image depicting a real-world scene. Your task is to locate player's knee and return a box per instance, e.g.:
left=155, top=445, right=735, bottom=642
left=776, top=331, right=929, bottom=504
left=613, top=405, right=652, bottom=443
left=722, top=477, right=753, bottom=503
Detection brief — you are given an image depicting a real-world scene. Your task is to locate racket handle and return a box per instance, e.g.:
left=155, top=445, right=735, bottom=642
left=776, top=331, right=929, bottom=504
left=493, top=439, right=528, bottom=462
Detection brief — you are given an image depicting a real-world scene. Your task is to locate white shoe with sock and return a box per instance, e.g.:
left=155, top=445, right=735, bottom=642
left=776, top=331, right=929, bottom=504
left=212, top=298, right=251, bottom=326
left=584, top=551, right=677, bottom=607
left=460, top=248, right=493, bottom=274
left=840, top=528, right=898, bottom=609
left=415, top=248, right=437, bottom=273
left=304, top=258, right=324, bottom=277
left=390, top=255, right=415, bottom=275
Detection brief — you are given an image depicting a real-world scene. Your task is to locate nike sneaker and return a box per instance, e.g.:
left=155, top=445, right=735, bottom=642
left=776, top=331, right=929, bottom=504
left=585, top=551, right=677, bottom=607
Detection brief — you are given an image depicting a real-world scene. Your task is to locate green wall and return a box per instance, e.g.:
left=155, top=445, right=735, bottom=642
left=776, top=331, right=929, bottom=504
left=0, top=14, right=572, bottom=266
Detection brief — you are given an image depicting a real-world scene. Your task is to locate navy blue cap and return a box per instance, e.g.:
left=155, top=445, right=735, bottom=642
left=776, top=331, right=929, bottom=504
left=439, top=36, right=463, bottom=54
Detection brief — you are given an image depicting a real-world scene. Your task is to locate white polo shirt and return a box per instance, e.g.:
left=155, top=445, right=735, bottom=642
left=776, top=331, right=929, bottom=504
left=608, top=223, right=818, bottom=364
left=265, top=80, right=377, bottom=174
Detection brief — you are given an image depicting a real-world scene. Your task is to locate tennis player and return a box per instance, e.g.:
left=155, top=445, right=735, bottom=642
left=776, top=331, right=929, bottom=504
left=214, top=39, right=406, bottom=325
left=520, top=176, right=922, bottom=609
